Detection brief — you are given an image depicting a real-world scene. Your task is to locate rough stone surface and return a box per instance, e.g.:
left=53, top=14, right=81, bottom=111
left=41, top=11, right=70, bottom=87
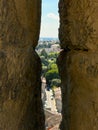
left=58, top=0, right=98, bottom=130
left=58, top=51, right=98, bottom=130
left=0, top=0, right=45, bottom=130
left=0, top=0, right=41, bottom=48
left=59, top=0, right=98, bottom=51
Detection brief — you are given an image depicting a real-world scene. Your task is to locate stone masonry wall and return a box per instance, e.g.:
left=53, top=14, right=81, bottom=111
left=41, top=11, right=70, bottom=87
left=1, top=0, right=98, bottom=130
left=0, top=0, right=45, bottom=130
left=58, top=0, right=98, bottom=130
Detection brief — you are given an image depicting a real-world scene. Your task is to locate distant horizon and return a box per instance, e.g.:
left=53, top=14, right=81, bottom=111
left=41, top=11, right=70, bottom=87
left=39, top=37, right=59, bottom=41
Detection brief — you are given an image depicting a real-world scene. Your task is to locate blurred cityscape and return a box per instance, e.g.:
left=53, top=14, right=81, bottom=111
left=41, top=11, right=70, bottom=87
left=41, top=77, right=62, bottom=130
left=36, top=38, right=62, bottom=130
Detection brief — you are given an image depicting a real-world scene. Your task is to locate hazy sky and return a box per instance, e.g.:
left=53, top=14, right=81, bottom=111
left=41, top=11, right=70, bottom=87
left=40, top=0, right=59, bottom=38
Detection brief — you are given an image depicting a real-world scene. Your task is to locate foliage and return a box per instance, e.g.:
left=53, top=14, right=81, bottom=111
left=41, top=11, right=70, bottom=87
left=50, top=63, right=57, bottom=69
left=45, top=69, right=59, bottom=83
left=48, top=52, right=58, bottom=59
left=50, top=79, right=61, bottom=88
left=36, top=40, right=61, bottom=88
left=42, top=65, right=47, bottom=76
left=40, top=49, right=48, bottom=58
left=40, top=56, right=48, bottom=66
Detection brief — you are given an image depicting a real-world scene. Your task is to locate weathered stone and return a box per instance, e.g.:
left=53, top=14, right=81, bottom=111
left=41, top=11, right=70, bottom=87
left=57, top=50, right=98, bottom=130
left=0, top=47, right=45, bottom=130
left=0, top=0, right=45, bottom=130
left=58, top=0, right=98, bottom=130
left=59, top=0, right=98, bottom=50
left=0, top=0, right=41, bottom=48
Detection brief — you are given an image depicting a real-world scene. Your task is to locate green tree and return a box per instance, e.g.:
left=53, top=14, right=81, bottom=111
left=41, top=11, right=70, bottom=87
left=48, top=52, right=58, bottom=59
left=42, top=65, right=47, bottom=76
left=40, top=49, right=48, bottom=58
left=50, top=79, right=61, bottom=88
left=45, top=67, right=59, bottom=84
left=40, top=56, right=48, bottom=66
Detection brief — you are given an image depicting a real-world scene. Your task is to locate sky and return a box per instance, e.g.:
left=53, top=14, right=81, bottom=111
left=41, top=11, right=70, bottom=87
left=40, top=0, right=59, bottom=38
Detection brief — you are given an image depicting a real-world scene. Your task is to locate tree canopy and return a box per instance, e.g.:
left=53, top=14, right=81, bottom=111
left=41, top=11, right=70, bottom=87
left=37, top=41, right=61, bottom=89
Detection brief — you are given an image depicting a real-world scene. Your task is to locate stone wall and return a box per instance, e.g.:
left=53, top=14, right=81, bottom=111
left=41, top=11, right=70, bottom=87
left=1, top=0, right=98, bottom=130
left=0, top=0, right=45, bottom=130
left=58, top=0, right=98, bottom=130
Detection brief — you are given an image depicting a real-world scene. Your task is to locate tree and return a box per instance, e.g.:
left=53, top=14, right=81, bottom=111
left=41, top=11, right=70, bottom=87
left=40, top=49, right=48, bottom=58
left=42, top=65, right=48, bottom=76
left=48, top=52, right=58, bottom=59
left=45, top=67, right=60, bottom=85
left=40, top=56, right=48, bottom=66
left=50, top=79, right=61, bottom=88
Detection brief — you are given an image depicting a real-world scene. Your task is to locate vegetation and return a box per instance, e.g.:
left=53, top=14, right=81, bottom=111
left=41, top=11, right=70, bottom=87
left=36, top=40, right=61, bottom=89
